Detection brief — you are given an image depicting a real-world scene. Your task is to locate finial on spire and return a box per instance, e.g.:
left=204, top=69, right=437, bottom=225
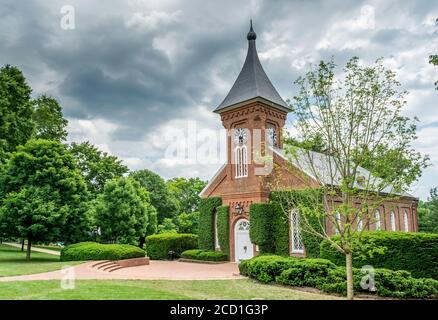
left=247, top=19, right=257, bottom=41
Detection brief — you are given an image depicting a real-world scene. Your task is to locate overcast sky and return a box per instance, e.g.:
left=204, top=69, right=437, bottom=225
left=1, top=0, right=437, bottom=199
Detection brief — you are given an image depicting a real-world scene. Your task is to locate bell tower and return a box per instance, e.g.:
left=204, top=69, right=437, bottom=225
left=214, top=21, right=291, bottom=182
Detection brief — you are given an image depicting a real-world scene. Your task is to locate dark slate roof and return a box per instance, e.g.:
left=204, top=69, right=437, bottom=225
left=214, top=22, right=290, bottom=113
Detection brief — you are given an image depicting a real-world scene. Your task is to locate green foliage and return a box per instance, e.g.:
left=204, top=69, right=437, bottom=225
left=0, top=65, right=34, bottom=154
left=129, top=169, right=179, bottom=223
left=181, top=249, right=228, bottom=261
left=175, top=211, right=199, bottom=234
left=249, top=204, right=274, bottom=253
left=60, top=242, right=145, bottom=261
left=145, top=233, right=198, bottom=260
left=157, top=218, right=178, bottom=234
left=198, top=197, right=222, bottom=250
left=241, top=255, right=438, bottom=299
left=32, top=95, right=68, bottom=142
left=94, top=177, right=157, bottom=245
left=167, top=177, right=207, bottom=213
left=69, top=141, right=128, bottom=195
left=216, top=205, right=230, bottom=257
left=0, top=139, right=90, bottom=248
left=320, top=231, right=438, bottom=279
left=418, top=187, right=438, bottom=233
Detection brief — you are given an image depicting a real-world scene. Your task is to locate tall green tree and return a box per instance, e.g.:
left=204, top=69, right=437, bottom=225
left=0, top=65, right=34, bottom=154
left=32, top=95, right=68, bottom=141
left=69, top=141, right=128, bottom=195
left=0, top=139, right=89, bottom=258
left=167, top=177, right=206, bottom=213
left=129, top=169, right=179, bottom=223
left=94, top=177, right=157, bottom=245
left=418, top=187, right=438, bottom=233
left=273, top=57, right=427, bottom=299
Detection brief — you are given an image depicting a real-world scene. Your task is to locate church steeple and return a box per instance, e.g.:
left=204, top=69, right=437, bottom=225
left=214, top=21, right=290, bottom=113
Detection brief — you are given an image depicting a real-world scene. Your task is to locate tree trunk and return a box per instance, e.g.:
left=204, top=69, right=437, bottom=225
left=26, top=238, right=32, bottom=261
left=346, top=252, right=354, bottom=300
left=21, top=239, right=25, bottom=252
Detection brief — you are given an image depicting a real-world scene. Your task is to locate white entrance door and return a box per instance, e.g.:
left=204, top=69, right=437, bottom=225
left=234, top=219, right=253, bottom=262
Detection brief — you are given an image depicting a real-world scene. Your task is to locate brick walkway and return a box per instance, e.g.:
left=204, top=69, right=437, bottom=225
left=0, top=260, right=243, bottom=282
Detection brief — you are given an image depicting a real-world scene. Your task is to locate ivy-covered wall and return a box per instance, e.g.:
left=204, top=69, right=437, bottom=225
left=249, top=203, right=274, bottom=253
left=248, top=189, right=325, bottom=257
left=270, top=189, right=325, bottom=258
left=216, top=205, right=230, bottom=257
left=198, top=197, right=222, bottom=250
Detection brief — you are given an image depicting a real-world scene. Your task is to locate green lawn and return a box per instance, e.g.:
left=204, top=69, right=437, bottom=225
left=0, top=244, right=81, bottom=277
left=0, top=279, right=342, bottom=300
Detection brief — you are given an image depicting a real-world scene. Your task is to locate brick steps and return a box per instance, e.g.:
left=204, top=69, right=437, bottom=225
left=90, top=257, right=150, bottom=273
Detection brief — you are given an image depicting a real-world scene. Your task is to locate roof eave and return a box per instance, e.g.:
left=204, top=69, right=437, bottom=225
left=214, top=96, right=292, bottom=114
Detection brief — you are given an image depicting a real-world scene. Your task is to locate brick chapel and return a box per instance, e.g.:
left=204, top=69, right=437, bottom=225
left=199, top=22, right=419, bottom=262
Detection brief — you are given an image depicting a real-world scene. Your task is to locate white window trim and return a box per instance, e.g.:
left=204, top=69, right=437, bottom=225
left=375, top=210, right=381, bottom=231
left=390, top=211, right=396, bottom=231
left=234, top=145, right=248, bottom=179
left=403, top=210, right=409, bottom=232
left=290, top=209, right=304, bottom=254
left=334, top=211, right=341, bottom=235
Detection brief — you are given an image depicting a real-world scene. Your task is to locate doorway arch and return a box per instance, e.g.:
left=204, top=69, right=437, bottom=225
left=234, top=218, right=253, bottom=262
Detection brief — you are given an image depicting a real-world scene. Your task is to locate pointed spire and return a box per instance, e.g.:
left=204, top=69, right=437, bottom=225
left=247, top=19, right=257, bottom=41
left=214, top=21, right=290, bottom=113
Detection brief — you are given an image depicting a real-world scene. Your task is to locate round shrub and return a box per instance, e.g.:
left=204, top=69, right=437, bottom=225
left=145, top=233, right=198, bottom=260
left=60, top=242, right=145, bottom=261
left=320, top=231, right=438, bottom=279
left=181, top=249, right=228, bottom=261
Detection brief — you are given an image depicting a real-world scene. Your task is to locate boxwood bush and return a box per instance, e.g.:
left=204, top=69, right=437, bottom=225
left=320, top=231, right=438, bottom=279
left=241, top=255, right=438, bottom=299
left=181, top=249, right=228, bottom=261
left=145, top=233, right=198, bottom=260
left=60, top=242, right=145, bottom=261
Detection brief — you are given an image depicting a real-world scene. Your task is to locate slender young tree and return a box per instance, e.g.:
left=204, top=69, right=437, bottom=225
left=271, top=57, right=428, bottom=299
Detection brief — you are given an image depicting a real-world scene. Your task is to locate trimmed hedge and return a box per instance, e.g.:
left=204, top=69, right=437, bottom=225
left=145, top=233, right=198, bottom=260
left=60, top=242, right=145, bottom=261
left=181, top=249, right=228, bottom=262
left=216, top=205, right=230, bottom=257
left=241, top=255, right=438, bottom=299
left=249, top=204, right=274, bottom=253
left=320, top=231, right=438, bottom=279
left=198, top=197, right=222, bottom=250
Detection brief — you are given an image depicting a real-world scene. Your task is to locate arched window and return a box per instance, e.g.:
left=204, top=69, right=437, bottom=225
left=403, top=209, right=409, bottom=232
left=290, top=209, right=304, bottom=253
left=374, top=210, right=381, bottom=231
left=214, top=212, right=220, bottom=250
left=357, top=218, right=363, bottom=231
left=390, top=211, right=396, bottom=231
left=234, top=145, right=248, bottom=178
left=334, top=211, right=341, bottom=235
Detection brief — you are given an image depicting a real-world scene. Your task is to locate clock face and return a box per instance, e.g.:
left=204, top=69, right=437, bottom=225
left=267, top=127, right=277, bottom=146
left=234, top=128, right=247, bottom=145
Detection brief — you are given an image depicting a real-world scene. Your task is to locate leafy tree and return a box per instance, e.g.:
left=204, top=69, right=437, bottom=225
left=167, top=177, right=206, bottom=213
left=32, top=95, right=68, bottom=141
left=0, top=65, right=34, bottom=154
left=157, top=218, right=178, bottom=234
left=174, top=211, right=199, bottom=234
left=430, top=54, right=438, bottom=90
left=129, top=169, right=179, bottom=223
left=283, top=132, right=327, bottom=153
left=418, top=187, right=438, bottom=233
left=94, top=177, right=157, bottom=245
left=273, top=57, right=427, bottom=299
left=0, top=139, right=89, bottom=258
left=69, top=141, right=128, bottom=195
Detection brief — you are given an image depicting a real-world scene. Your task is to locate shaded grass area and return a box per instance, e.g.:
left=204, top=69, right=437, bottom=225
left=0, top=279, right=343, bottom=300
left=33, top=245, right=63, bottom=252
left=0, top=244, right=81, bottom=277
